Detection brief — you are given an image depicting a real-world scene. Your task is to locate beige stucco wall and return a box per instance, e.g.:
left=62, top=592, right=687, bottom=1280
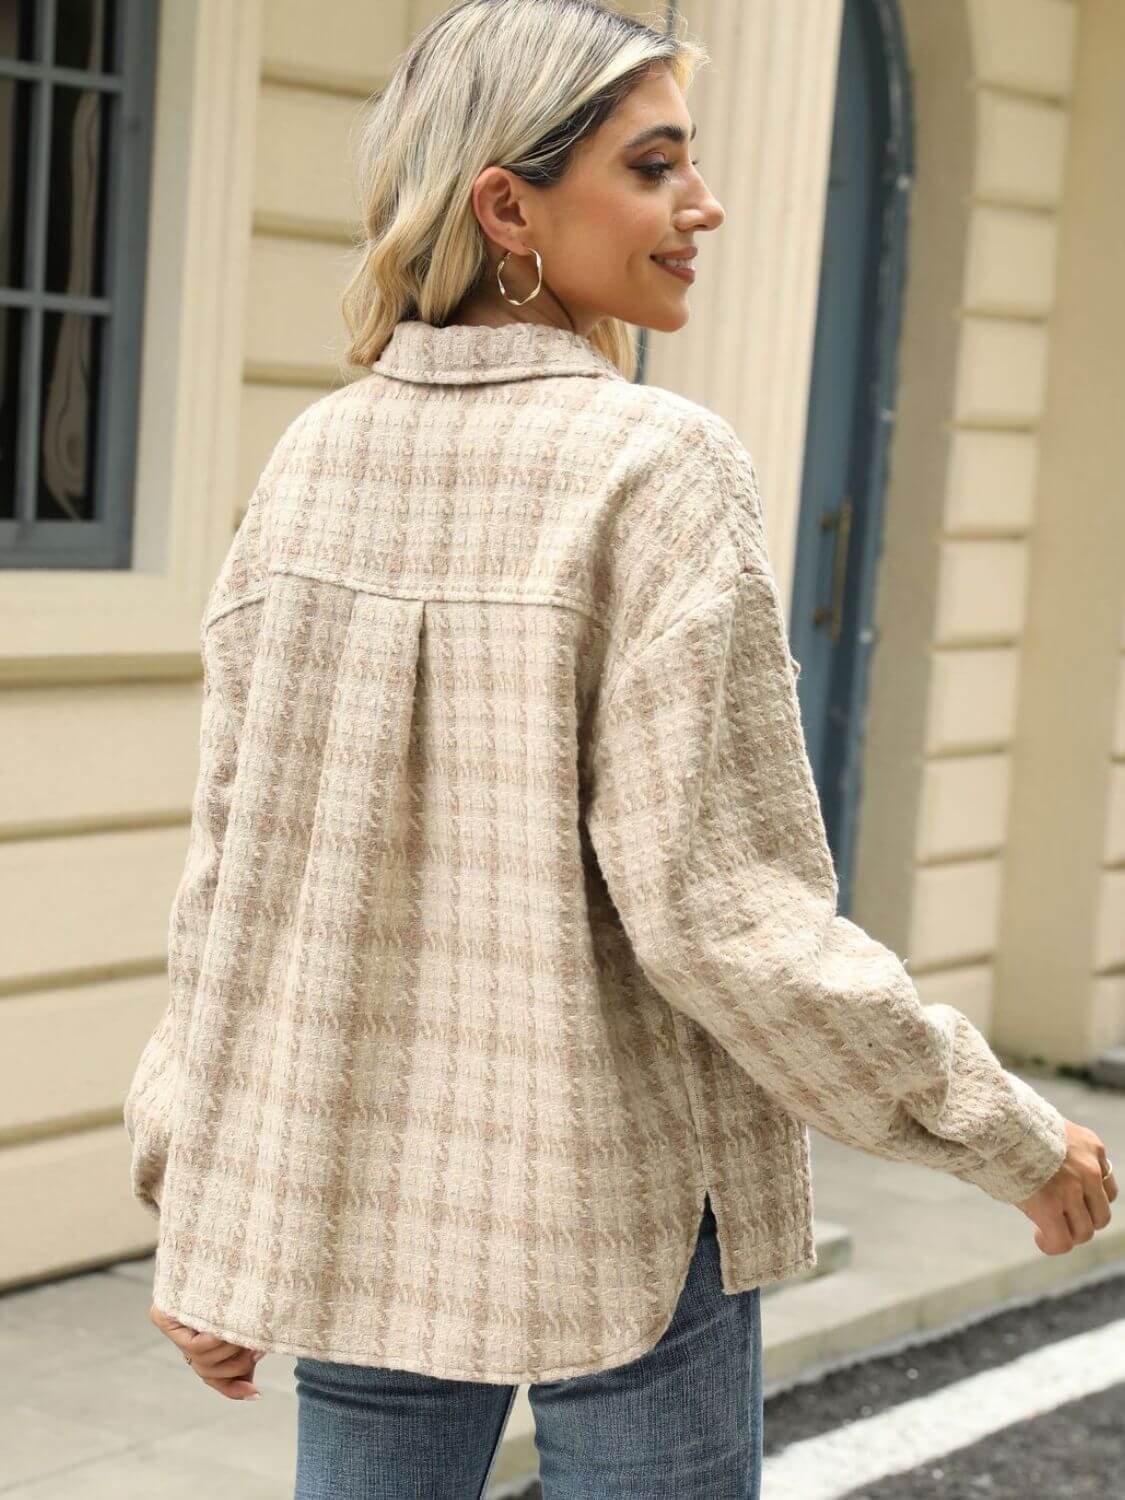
left=991, top=0, right=1125, bottom=1063
left=1, top=0, right=269, bottom=1289
left=647, top=0, right=845, bottom=606
left=853, top=0, right=1125, bottom=1070
left=851, top=0, right=980, bottom=995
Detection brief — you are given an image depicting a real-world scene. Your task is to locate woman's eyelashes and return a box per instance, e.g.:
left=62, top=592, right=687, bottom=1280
left=636, top=157, right=702, bottom=180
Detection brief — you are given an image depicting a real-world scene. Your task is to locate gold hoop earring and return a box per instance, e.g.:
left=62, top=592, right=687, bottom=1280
left=496, top=248, right=543, bottom=306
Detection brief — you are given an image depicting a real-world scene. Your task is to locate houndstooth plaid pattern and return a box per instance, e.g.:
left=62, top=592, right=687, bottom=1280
left=124, top=318, right=1069, bottom=1383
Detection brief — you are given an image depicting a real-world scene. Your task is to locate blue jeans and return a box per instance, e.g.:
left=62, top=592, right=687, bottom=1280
left=293, top=1193, right=763, bottom=1498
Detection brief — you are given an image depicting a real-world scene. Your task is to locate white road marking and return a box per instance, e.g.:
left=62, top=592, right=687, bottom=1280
left=762, top=1317, right=1125, bottom=1499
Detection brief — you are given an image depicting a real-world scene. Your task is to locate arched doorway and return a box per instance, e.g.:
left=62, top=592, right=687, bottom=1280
left=789, top=0, right=913, bottom=915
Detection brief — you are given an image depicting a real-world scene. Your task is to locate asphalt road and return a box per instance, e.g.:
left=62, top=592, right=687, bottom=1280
left=761, top=1267, right=1125, bottom=1499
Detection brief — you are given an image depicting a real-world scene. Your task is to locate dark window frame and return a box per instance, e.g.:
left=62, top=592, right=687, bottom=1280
left=1, top=0, right=160, bottom=569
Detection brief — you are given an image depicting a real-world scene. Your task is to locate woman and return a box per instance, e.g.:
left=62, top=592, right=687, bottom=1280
left=125, top=2, right=1116, bottom=1496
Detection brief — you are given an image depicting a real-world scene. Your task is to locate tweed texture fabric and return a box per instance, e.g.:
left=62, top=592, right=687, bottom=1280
left=124, top=317, right=1069, bottom=1384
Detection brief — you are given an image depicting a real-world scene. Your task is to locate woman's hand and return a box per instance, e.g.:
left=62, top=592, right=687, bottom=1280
left=149, top=1304, right=265, bottom=1400
left=1016, top=1120, right=1116, bottom=1254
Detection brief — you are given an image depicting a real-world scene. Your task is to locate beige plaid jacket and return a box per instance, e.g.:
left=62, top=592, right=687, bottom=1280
left=124, top=318, right=1068, bottom=1384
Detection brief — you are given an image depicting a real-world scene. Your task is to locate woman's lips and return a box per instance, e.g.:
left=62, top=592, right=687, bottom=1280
left=651, top=256, right=695, bottom=283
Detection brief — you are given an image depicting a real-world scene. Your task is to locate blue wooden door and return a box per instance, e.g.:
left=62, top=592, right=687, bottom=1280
left=789, top=0, right=913, bottom=915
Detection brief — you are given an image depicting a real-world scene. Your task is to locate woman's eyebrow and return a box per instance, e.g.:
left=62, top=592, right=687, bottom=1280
left=621, top=121, right=698, bottom=151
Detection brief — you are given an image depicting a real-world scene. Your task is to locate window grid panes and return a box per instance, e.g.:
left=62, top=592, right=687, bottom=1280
left=0, top=0, right=159, bottom=567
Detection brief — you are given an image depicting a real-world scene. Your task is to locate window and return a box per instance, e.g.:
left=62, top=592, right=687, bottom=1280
left=1, top=0, right=159, bottom=568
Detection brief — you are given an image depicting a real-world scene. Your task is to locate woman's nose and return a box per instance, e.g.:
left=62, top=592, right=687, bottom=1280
left=702, top=192, right=725, bottom=230
left=685, top=186, right=725, bottom=233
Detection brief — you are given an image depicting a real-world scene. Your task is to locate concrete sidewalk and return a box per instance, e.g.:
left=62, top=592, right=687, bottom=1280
left=1, top=1068, right=1121, bottom=1497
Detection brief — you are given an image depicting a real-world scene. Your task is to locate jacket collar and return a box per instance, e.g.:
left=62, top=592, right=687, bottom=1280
left=372, top=317, right=629, bottom=386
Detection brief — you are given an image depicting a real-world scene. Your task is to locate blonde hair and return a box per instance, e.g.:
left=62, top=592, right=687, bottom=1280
left=340, top=0, right=708, bottom=381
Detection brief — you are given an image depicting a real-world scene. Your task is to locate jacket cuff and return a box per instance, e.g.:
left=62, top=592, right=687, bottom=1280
left=954, top=1073, right=1069, bottom=1204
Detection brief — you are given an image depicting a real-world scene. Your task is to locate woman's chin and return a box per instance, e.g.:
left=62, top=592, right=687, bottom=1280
left=642, top=304, right=691, bottom=334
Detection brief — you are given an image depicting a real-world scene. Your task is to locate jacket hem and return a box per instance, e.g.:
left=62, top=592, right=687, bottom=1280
left=147, top=1250, right=805, bottom=1387
left=719, top=1243, right=818, bottom=1296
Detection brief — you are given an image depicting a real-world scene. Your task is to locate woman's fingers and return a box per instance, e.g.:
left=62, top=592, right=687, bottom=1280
left=183, top=1331, right=244, bottom=1363
left=1064, top=1195, right=1096, bottom=1245
left=188, top=1348, right=262, bottom=1400
left=200, top=1374, right=261, bottom=1400
left=151, top=1304, right=248, bottom=1362
left=1086, top=1178, right=1113, bottom=1230
left=1034, top=1217, right=1073, bottom=1255
left=148, top=1304, right=263, bottom=1399
left=1020, top=1126, right=1115, bottom=1256
left=190, top=1346, right=256, bottom=1376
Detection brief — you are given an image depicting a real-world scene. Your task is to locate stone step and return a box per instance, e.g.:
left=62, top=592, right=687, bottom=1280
left=1090, top=1046, right=1125, bottom=1089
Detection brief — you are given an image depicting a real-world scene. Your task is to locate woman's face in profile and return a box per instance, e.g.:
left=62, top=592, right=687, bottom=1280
left=471, top=65, right=725, bottom=335
left=552, top=66, right=724, bottom=333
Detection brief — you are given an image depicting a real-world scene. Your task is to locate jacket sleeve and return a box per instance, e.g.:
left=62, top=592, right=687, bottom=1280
left=123, top=636, right=241, bottom=1219
left=585, top=464, right=1068, bottom=1209
left=120, top=409, right=300, bottom=1218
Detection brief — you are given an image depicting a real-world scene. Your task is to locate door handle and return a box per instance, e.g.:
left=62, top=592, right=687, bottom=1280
left=812, top=496, right=852, bottom=646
